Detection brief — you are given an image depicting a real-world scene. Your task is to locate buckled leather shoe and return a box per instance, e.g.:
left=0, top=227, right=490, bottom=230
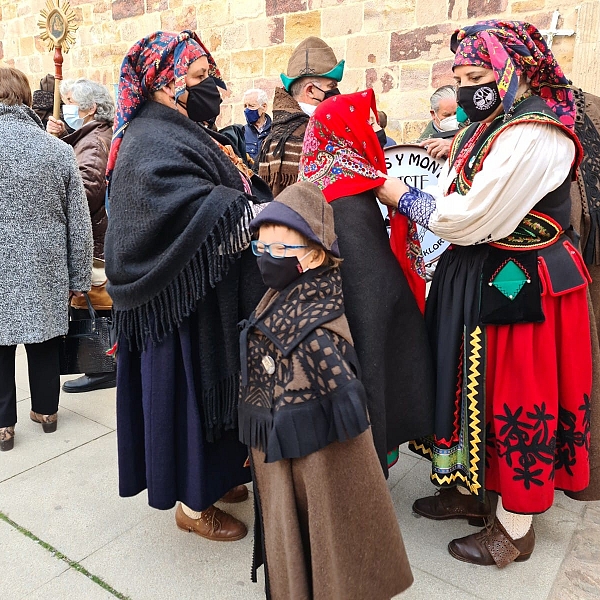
left=219, top=484, right=249, bottom=503
left=175, top=503, right=247, bottom=541
left=62, top=373, right=116, bottom=393
left=30, top=411, right=58, bottom=433
left=413, top=486, right=491, bottom=526
left=448, top=517, right=535, bottom=567
left=0, top=426, right=15, bottom=451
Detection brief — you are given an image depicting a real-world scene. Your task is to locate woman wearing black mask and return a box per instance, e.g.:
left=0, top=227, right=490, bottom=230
left=376, top=20, right=591, bottom=568
left=104, top=31, right=270, bottom=543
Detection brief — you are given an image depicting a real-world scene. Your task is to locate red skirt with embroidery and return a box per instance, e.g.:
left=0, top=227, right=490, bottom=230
left=411, top=243, right=592, bottom=514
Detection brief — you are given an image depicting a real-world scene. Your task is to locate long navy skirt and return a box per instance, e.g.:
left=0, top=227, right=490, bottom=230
left=116, top=314, right=250, bottom=512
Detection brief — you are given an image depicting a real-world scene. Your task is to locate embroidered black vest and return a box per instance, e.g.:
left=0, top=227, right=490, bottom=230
left=447, top=96, right=588, bottom=325
left=450, top=95, right=582, bottom=249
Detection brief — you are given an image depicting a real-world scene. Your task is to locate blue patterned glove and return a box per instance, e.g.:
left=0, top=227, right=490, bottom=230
left=397, top=185, right=436, bottom=228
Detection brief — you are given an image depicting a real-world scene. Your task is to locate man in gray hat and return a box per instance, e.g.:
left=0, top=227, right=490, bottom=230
left=258, top=36, right=344, bottom=197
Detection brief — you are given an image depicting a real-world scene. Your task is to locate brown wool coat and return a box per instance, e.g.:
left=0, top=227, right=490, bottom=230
left=568, top=90, right=600, bottom=501
left=252, top=429, right=413, bottom=600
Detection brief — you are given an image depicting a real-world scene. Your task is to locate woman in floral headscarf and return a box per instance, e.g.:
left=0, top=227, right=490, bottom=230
left=104, top=31, right=270, bottom=542
left=376, top=20, right=592, bottom=567
left=298, top=89, right=435, bottom=478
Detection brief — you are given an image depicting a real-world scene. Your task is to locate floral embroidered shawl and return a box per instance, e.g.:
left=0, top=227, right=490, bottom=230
left=298, top=89, right=426, bottom=312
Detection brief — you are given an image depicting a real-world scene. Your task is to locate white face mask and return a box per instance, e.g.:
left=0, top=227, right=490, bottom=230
left=298, top=102, right=317, bottom=117
left=62, top=104, right=85, bottom=131
left=437, top=115, right=459, bottom=132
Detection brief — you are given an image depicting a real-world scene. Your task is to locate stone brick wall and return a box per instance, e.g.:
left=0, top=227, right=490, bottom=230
left=1, top=0, right=599, bottom=142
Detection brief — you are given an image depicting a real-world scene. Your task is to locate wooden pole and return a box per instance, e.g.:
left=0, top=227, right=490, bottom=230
left=52, top=46, right=63, bottom=129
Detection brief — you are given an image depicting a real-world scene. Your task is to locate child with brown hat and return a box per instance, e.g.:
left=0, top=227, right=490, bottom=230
left=239, top=180, right=413, bottom=599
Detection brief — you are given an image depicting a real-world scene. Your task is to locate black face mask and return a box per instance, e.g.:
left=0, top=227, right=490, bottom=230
left=184, top=77, right=222, bottom=123
left=257, top=253, right=305, bottom=291
left=457, top=81, right=502, bottom=123
left=376, top=128, right=387, bottom=149
left=313, top=84, right=341, bottom=102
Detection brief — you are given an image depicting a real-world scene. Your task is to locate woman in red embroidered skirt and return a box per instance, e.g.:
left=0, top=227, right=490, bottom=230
left=376, top=20, right=592, bottom=568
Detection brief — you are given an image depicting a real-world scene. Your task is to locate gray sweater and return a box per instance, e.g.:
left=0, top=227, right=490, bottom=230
left=0, top=104, right=92, bottom=345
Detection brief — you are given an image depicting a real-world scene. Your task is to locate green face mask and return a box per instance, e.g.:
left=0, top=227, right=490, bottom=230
left=456, top=105, right=469, bottom=123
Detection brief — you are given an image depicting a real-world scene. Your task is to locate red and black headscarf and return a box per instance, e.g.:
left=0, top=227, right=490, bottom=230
left=452, top=20, right=576, bottom=130
left=298, top=89, right=426, bottom=312
left=106, top=30, right=224, bottom=183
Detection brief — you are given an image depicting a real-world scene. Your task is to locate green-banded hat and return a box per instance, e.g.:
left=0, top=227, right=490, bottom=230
left=280, top=36, right=345, bottom=92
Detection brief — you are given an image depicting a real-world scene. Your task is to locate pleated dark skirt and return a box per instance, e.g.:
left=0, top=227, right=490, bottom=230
left=116, top=313, right=250, bottom=512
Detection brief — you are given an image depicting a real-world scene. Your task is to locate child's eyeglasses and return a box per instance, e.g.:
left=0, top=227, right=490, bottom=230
left=251, top=240, right=308, bottom=259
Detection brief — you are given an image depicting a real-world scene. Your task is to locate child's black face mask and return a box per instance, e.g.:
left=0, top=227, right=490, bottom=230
left=257, top=253, right=310, bottom=291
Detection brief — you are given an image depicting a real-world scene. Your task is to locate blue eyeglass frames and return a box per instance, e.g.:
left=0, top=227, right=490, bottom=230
left=251, top=240, right=308, bottom=259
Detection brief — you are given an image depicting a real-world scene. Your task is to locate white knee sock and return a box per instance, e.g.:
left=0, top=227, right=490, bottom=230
left=181, top=503, right=203, bottom=519
left=496, top=497, right=532, bottom=540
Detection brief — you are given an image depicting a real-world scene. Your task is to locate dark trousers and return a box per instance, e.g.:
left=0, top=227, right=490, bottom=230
left=0, top=337, right=61, bottom=427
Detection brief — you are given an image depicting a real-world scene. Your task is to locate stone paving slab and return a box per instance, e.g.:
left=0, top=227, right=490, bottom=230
left=548, top=507, right=600, bottom=600
left=0, top=401, right=113, bottom=482
left=402, top=566, right=485, bottom=600
left=21, top=568, right=118, bottom=600
left=0, top=519, right=69, bottom=599
left=80, top=499, right=266, bottom=600
left=16, top=387, right=30, bottom=402
left=0, top=432, right=152, bottom=563
left=58, top=382, right=118, bottom=431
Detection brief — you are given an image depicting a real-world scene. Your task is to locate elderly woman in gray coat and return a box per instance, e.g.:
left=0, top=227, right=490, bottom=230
left=0, top=67, right=93, bottom=451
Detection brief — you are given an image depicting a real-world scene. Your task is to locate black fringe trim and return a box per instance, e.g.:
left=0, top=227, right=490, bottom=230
left=238, top=379, right=370, bottom=462
left=113, top=196, right=253, bottom=352
left=202, top=374, right=239, bottom=443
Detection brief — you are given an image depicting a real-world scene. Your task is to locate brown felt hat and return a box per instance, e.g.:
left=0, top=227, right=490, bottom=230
left=250, top=181, right=340, bottom=257
left=280, top=36, right=345, bottom=92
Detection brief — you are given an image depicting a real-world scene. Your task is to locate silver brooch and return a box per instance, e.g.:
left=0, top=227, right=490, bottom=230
left=261, top=355, right=276, bottom=375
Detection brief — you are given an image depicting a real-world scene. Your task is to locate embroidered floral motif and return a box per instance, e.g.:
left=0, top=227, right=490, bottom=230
left=301, top=121, right=381, bottom=190
left=495, top=403, right=556, bottom=490
left=555, top=396, right=591, bottom=474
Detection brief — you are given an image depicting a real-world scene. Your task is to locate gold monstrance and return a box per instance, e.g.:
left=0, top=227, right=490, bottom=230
left=37, top=0, right=78, bottom=127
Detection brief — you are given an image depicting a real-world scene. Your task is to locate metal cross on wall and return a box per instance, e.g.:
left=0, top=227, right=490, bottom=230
left=540, top=10, right=575, bottom=49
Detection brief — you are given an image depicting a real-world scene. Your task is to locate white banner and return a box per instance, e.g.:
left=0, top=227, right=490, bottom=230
left=379, top=144, right=449, bottom=266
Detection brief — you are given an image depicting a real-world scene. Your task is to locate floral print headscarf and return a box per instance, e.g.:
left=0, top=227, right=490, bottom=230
left=106, top=30, right=224, bottom=183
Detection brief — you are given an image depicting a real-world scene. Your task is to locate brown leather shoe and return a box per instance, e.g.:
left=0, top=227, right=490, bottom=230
left=219, top=484, right=249, bottom=503
left=448, top=517, right=535, bottom=567
left=175, top=503, right=247, bottom=541
left=413, top=487, right=491, bottom=526
left=0, top=426, right=15, bottom=451
left=30, top=411, right=58, bottom=433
